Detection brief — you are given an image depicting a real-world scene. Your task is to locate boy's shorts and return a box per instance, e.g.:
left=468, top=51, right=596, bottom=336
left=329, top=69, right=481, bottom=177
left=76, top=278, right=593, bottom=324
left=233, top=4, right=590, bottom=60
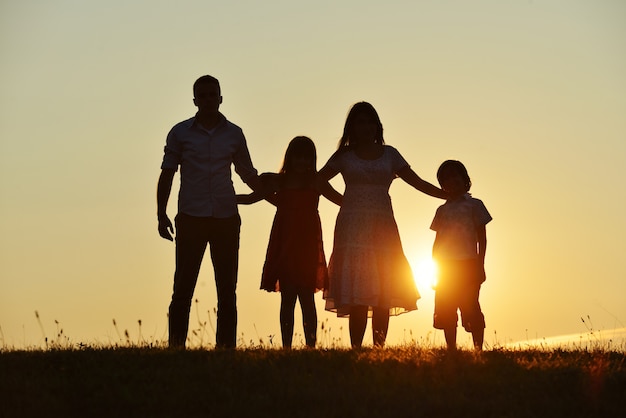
left=433, top=259, right=485, bottom=332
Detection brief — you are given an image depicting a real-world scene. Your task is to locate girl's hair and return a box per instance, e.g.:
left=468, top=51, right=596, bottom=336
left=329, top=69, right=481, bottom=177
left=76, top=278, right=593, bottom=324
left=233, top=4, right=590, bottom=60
left=437, top=160, right=472, bottom=192
left=337, top=102, right=385, bottom=149
left=279, top=136, right=317, bottom=175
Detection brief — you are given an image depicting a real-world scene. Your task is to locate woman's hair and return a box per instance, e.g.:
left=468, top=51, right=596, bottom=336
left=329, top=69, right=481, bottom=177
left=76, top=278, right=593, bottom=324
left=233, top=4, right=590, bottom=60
left=337, top=102, right=385, bottom=149
left=437, top=160, right=472, bottom=192
left=280, top=136, right=317, bottom=175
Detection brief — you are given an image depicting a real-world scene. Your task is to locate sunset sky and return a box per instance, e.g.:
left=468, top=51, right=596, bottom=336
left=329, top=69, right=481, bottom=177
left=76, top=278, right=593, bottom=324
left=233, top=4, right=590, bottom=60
left=1, top=0, right=625, bottom=349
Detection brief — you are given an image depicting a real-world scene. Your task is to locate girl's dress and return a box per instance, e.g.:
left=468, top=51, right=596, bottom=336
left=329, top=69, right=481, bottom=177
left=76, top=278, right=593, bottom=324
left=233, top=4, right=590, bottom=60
left=322, top=145, right=420, bottom=317
left=260, top=187, right=328, bottom=292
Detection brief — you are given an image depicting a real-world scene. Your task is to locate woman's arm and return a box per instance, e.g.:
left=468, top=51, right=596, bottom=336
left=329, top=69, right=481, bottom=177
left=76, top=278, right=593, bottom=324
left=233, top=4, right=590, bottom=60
left=397, top=166, right=448, bottom=199
left=317, top=164, right=338, bottom=183
left=317, top=156, right=342, bottom=205
left=317, top=178, right=343, bottom=206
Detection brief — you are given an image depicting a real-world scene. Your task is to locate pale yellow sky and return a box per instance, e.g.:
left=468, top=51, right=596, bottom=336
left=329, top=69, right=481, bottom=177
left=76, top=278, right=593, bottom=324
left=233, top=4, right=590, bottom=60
left=1, top=0, right=625, bottom=349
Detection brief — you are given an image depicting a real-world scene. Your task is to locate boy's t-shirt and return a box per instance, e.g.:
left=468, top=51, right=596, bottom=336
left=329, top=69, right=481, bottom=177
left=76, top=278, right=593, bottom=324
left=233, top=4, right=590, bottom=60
left=430, top=194, right=492, bottom=260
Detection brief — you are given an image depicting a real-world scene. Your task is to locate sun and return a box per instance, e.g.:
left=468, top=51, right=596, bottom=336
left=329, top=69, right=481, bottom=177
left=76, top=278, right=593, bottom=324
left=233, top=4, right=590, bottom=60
left=409, top=256, right=438, bottom=292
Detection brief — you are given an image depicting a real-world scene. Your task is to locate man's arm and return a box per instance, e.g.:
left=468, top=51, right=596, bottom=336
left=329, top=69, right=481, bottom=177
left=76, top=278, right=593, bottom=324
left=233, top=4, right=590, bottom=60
left=245, top=174, right=263, bottom=193
left=157, top=168, right=176, bottom=241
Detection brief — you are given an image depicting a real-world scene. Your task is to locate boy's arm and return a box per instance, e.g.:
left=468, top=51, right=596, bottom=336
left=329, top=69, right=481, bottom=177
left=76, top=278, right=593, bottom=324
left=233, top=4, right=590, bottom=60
left=477, top=224, right=487, bottom=281
left=477, top=224, right=487, bottom=262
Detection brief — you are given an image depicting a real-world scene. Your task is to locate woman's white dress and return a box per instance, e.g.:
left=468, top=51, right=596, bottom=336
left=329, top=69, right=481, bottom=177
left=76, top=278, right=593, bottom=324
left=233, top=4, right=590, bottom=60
left=323, top=145, right=420, bottom=317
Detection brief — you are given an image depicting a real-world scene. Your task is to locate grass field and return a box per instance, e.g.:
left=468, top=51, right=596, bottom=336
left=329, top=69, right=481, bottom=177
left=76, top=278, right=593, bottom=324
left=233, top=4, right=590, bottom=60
left=1, top=344, right=625, bottom=417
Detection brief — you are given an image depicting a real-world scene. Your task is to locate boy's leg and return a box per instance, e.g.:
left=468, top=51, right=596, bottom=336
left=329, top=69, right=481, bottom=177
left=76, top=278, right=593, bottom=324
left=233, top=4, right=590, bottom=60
left=472, top=327, right=484, bottom=351
left=460, top=276, right=485, bottom=351
left=434, top=284, right=459, bottom=351
left=444, top=327, right=457, bottom=351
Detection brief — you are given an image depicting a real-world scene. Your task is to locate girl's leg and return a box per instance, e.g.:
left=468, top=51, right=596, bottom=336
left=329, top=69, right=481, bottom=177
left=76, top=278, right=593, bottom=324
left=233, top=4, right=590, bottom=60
left=298, top=289, right=317, bottom=348
left=280, top=287, right=298, bottom=349
left=372, top=307, right=390, bottom=347
left=349, top=305, right=369, bottom=348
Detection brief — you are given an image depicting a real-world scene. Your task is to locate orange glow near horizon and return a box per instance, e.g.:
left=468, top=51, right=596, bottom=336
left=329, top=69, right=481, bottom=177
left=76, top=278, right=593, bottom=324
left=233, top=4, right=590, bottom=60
left=410, top=257, right=438, bottom=294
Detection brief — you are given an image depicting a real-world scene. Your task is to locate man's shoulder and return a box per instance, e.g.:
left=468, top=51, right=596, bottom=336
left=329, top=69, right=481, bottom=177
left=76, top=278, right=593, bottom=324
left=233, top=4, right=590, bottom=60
left=220, top=116, right=243, bottom=133
left=171, top=116, right=195, bottom=131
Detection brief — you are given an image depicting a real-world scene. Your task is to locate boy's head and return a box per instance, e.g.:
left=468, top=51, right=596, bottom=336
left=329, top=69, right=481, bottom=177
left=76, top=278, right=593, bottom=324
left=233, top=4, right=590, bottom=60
left=437, top=160, right=472, bottom=195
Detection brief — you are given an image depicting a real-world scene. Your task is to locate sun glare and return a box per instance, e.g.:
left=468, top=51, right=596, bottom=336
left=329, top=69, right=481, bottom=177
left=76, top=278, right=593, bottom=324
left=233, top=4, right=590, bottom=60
left=410, top=257, right=438, bottom=292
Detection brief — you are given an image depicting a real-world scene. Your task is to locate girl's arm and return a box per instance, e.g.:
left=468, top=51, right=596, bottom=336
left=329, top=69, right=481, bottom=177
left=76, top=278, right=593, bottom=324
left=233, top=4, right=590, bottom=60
left=236, top=173, right=280, bottom=206
left=236, top=191, right=266, bottom=205
left=397, top=166, right=448, bottom=199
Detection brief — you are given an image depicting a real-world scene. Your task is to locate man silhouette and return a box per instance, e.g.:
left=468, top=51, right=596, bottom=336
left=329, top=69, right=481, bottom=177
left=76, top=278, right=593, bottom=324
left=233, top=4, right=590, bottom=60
left=157, top=75, right=261, bottom=348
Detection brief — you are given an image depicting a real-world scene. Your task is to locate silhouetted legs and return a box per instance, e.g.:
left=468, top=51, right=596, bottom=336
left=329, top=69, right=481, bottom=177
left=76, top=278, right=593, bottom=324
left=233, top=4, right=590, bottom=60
left=210, top=218, right=240, bottom=349
left=443, top=327, right=457, bottom=351
left=280, top=292, right=297, bottom=348
left=349, top=306, right=368, bottom=348
left=434, top=260, right=485, bottom=352
left=461, top=294, right=485, bottom=352
left=443, top=325, right=483, bottom=352
left=349, top=305, right=389, bottom=348
left=472, top=327, right=484, bottom=351
left=169, top=214, right=240, bottom=349
left=372, top=307, right=389, bottom=347
left=280, top=284, right=317, bottom=348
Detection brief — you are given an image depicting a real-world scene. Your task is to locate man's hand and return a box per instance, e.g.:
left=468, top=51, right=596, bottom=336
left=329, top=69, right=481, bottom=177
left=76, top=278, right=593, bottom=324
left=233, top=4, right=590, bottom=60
left=157, top=169, right=176, bottom=241
left=158, top=215, right=174, bottom=241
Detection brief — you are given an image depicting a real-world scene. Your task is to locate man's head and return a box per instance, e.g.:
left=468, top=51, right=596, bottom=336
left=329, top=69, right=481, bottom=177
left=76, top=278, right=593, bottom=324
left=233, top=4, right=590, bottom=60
left=193, top=75, right=222, bottom=113
left=193, top=75, right=220, bottom=96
